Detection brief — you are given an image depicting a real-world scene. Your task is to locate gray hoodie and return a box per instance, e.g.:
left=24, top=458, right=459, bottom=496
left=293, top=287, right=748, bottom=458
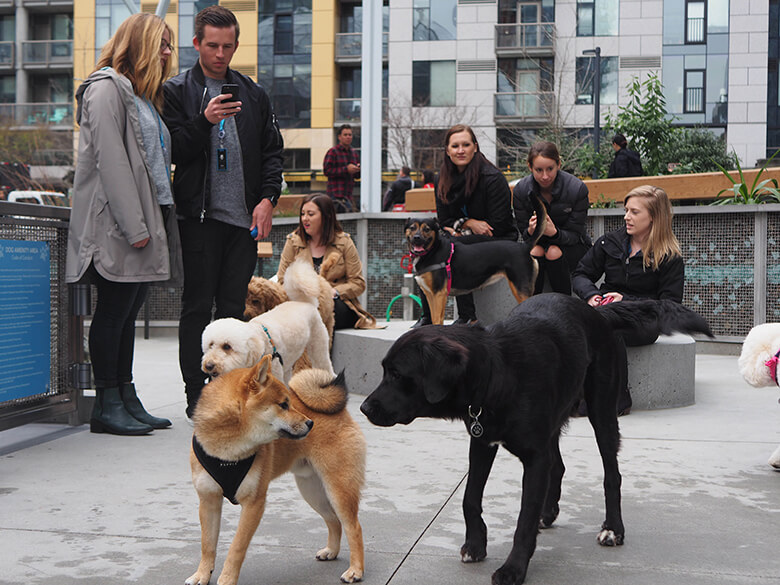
left=66, top=68, right=175, bottom=284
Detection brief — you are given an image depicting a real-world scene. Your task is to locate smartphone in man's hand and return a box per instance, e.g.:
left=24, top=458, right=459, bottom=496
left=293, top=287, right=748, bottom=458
left=221, top=84, right=239, bottom=103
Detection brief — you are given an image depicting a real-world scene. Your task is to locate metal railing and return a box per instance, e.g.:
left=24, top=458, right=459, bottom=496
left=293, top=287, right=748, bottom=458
left=21, top=40, right=73, bottom=67
left=0, top=102, right=73, bottom=127
left=494, top=91, right=554, bottom=121
left=495, top=23, right=555, bottom=54
left=335, top=32, right=388, bottom=60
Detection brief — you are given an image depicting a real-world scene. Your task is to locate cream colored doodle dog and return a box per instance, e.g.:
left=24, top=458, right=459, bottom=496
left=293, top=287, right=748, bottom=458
left=201, top=259, right=334, bottom=384
left=187, top=357, right=366, bottom=585
left=738, top=322, right=780, bottom=470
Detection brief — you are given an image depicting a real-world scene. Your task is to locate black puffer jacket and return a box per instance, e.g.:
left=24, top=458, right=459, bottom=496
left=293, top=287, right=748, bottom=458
left=572, top=227, right=684, bottom=302
left=436, top=162, right=517, bottom=240
left=162, top=62, right=284, bottom=220
left=513, top=170, right=591, bottom=248
left=608, top=148, right=643, bottom=178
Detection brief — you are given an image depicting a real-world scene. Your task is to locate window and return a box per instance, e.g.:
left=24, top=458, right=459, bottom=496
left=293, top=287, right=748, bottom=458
left=412, top=61, right=455, bottom=107
left=282, top=148, right=311, bottom=171
left=275, top=14, right=293, bottom=54
left=575, top=56, right=618, bottom=105
left=0, top=75, right=14, bottom=103
left=686, top=0, right=706, bottom=44
left=684, top=69, right=705, bottom=113
left=413, top=0, right=456, bottom=41
left=412, top=128, right=447, bottom=170
left=577, top=0, right=618, bottom=37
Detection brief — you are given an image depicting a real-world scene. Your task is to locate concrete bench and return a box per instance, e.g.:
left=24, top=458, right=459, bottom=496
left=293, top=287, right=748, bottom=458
left=332, top=282, right=697, bottom=410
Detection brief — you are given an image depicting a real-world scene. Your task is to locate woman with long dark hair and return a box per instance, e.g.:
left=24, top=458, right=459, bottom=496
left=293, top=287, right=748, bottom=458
left=414, top=124, right=516, bottom=327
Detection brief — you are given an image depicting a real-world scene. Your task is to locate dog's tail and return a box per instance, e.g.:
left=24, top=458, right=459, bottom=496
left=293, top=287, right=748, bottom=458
left=598, top=299, right=713, bottom=339
left=527, top=192, right=548, bottom=248
left=288, top=369, right=348, bottom=414
left=282, top=259, right=321, bottom=306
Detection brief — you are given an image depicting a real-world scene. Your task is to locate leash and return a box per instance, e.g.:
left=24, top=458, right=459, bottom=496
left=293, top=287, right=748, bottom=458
left=765, top=349, right=780, bottom=385
left=261, top=324, right=284, bottom=366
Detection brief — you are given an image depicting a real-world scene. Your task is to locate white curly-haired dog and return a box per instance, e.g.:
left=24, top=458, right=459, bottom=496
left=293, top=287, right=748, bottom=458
left=738, top=322, right=780, bottom=470
left=201, top=259, right=335, bottom=384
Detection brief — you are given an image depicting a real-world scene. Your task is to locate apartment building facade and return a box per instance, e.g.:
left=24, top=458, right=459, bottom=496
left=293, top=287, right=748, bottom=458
left=62, top=0, right=774, bottom=186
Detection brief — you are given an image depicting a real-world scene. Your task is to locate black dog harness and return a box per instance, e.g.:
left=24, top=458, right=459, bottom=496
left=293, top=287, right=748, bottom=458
left=412, top=242, right=455, bottom=294
left=192, top=436, right=256, bottom=505
left=261, top=324, right=284, bottom=366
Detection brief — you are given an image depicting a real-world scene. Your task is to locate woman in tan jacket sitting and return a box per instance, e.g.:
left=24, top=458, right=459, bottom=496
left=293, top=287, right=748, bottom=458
left=277, top=193, right=377, bottom=329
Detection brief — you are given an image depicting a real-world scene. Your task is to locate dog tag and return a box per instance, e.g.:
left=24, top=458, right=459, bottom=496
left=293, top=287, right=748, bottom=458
left=217, top=148, right=228, bottom=171
left=469, top=420, right=484, bottom=438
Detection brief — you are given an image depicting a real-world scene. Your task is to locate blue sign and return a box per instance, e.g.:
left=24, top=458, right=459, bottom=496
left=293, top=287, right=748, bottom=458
left=0, top=239, right=51, bottom=401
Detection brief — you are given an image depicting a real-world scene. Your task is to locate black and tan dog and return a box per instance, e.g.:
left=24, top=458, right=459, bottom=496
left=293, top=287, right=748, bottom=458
left=361, top=295, right=713, bottom=585
left=404, top=195, right=547, bottom=325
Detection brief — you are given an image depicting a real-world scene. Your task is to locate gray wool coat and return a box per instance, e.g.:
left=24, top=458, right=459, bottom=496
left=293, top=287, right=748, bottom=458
left=66, top=67, right=179, bottom=284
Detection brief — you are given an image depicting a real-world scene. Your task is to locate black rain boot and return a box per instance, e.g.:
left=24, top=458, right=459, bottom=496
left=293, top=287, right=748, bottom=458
left=412, top=294, right=433, bottom=328
left=121, top=383, right=172, bottom=429
left=544, top=257, right=572, bottom=296
left=185, top=384, right=203, bottom=419
left=91, top=387, right=154, bottom=435
left=454, top=293, right=477, bottom=324
left=533, top=259, right=546, bottom=295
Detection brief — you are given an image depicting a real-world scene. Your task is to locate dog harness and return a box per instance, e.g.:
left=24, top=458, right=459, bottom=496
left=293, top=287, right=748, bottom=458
left=765, top=349, right=780, bottom=385
left=413, top=242, right=455, bottom=295
left=261, top=324, right=284, bottom=366
left=192, top=436, right=256, bottom=505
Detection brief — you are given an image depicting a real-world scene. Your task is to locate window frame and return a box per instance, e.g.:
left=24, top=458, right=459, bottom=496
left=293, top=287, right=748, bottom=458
left=683, top=68, right=706, bottom=113
left=685, top=0, right=707, bottom=45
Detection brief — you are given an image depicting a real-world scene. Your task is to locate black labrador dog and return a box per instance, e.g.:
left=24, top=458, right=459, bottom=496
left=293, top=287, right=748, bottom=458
left=361, top=294, right=712, bottom=585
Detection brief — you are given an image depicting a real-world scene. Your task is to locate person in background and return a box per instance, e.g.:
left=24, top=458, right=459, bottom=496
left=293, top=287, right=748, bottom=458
left=66, top=13, right=178, bottom=435
left=382, top=165, right=415, bottom=211
left=163, top=5, right=284, bottom=418
left=421, top=169, right=435, bottom=189
left=572, top=185, right=684, bottom=415
left=413, top=124, right=517, bottom=327
left=277, top=193, right=378, bottom=329
left=608, top=133, right=643, bottom=178
left=323, top=124, right=360, bottom=213
left=513, top=141, right=591, bottom=295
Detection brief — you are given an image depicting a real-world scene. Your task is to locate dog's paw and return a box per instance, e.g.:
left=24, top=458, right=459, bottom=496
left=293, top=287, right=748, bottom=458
left=769, top=444, right=780, bottom=469
left=316, top=546, right=339, bottom=561
left=539, top=504, right=559, bottom=528
left=597, top=527, right=624, bottom=546
left=491, top=563, right=527, bottom=585
left=340, top=566, right=363, bottom=583
left=185, top=568, right=213, bottom=585
left=460, top=540, right=487, bottom=563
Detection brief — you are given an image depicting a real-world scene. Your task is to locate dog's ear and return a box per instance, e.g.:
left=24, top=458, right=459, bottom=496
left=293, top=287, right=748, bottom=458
left=245, top=333, right=267, bottom=368
left=429, top=217, right=440, bottom=232
left=251, top=355, right=273, bottom=387
left=421, top=336, right=469, bottom=404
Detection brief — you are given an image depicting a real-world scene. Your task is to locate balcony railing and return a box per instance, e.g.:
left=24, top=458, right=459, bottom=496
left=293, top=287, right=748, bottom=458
left=0, top=102, right=73, bottom=127
left=494, top=91, right=554, bottom=122
left=21, top=40, right=73, bottom=67
left=0, top=41, right=14, bottom=68
left=686, top=17, right=705, bottom=44
left=335, top=32, right=388, bottom=61
left=334, top=97, right=388, bottom=124
left=495, top=23, right=555, bottom=55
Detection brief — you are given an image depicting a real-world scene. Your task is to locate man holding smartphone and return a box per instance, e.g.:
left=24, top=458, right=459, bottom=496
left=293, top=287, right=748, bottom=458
left=163, top=5, right=284, bottom=418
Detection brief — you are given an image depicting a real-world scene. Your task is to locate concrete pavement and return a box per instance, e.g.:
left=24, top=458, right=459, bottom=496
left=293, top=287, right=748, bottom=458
left=1, top=328, right=779, bottom=585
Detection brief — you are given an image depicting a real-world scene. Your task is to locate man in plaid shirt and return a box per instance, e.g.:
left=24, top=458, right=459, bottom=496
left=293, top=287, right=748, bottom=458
left=323, top=124, right=360, bottom=212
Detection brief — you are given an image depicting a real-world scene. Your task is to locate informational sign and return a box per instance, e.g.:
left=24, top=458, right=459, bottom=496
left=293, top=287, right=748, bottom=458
left=0, top=239, right=51, bottom=402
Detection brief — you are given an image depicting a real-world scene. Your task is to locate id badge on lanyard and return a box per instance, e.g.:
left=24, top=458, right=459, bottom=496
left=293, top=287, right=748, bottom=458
left=217, top=119, right=228, bottom=171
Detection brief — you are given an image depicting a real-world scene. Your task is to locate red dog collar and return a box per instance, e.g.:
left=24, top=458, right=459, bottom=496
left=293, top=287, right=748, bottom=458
left=765, top=349, right=780, bottom=385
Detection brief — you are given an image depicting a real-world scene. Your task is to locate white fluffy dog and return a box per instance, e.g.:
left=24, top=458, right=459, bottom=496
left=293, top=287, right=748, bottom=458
left=738, top=322, right=780, bottom=470
left=201, top=259, right=335, bottom=384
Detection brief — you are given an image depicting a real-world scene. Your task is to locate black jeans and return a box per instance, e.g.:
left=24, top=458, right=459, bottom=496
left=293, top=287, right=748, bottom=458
left=88, top=267, right=149, bottom=389
left=178, top=218, right=257, bottom=393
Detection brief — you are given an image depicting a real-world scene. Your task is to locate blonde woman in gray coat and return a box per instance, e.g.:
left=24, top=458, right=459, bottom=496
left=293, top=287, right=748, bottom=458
left=66, top=13, right=178, bottom=435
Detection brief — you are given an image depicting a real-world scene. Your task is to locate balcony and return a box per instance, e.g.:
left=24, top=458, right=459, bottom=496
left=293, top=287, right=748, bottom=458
left=335, top=32, right=388, bottom=63
left=0, top=102, right=73, bottom=128
left=334, top=97, right=388, bottom=124
left=494, top=91, right=554, bottom=124
left=0, top=42, right=14, bottom=69
left=21, top=40, right=73, bottom=68
left=495, top=23, right=555, bottom=57
left=20, top=0, right=73, bottom=6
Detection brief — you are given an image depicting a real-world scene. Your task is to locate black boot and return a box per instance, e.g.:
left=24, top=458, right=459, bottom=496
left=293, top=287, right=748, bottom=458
left=412, top=294, right=433, bottom=328
left=185, top=384, right=203, bottom=419
left=91, top=387, right=154, bottom=435
left=120, top=383, right=172, bottom=429
left=454, top=293, right=477, bottom=324
left=545, top=257, right=572, bottom=295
